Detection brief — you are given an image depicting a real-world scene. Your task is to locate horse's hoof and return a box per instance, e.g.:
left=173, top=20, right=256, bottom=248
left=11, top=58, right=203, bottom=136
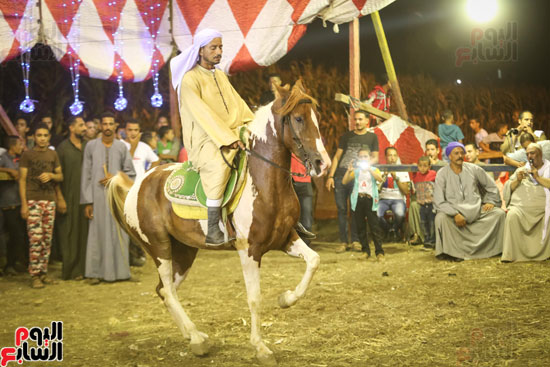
left=189, top=338, right=210, bottom=356
left=256, top=351, right=277, bottom=366
left=278, top=290, right=297, bottom=309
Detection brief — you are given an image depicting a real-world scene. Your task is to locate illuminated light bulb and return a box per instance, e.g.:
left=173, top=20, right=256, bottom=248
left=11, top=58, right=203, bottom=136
left=114, top=96, right=128, bottom=111
left=19, top=97, right=36, bottom=113
left=151, top=93, right=163, bottom=108
left=69, top=100, right=84, bottom=115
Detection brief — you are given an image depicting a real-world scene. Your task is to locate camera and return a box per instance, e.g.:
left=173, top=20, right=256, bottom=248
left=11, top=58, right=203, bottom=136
left=510, top=128, right=520, bottom=135
left=355, top=160, right=370, bottom=170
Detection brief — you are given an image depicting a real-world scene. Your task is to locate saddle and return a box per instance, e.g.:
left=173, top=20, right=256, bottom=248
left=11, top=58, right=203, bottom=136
left=164, top=144, right=248, bottom=220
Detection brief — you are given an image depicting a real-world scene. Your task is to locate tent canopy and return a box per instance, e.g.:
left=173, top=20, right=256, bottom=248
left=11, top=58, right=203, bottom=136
left=374, top=115, right=439, bottom=164
left=1, top=0, right=395, bottom=81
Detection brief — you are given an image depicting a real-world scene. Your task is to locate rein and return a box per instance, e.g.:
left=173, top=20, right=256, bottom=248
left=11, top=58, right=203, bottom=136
left=220, top=99, right=314, bottom=178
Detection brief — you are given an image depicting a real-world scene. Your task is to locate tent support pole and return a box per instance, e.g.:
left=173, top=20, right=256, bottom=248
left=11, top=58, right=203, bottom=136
left=348, top=17, right=360, bottom=131
left=371, top=10, right=409, bottom=121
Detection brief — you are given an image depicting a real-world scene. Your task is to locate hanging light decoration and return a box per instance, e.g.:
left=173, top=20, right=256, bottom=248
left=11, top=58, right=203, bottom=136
left=66, top=0, right=84, bottom=115
left=144, top=2, right=163, bottom=108
left=111, top=0, right=127, bottom=111
left=18, top=5, right=36, bottom=113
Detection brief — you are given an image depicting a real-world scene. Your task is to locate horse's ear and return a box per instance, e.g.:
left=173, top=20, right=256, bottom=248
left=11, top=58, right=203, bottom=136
left=293, top=79, right=307, bottom=93
left=274, top=83, right=290, bottom=101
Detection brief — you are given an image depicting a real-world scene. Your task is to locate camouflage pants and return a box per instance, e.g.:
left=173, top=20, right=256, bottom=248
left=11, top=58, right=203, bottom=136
left=27, top=200, right=56, bottom=276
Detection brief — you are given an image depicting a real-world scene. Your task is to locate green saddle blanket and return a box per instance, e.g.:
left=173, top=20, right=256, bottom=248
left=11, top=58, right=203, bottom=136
left=164, top=151, right=247, bottom=208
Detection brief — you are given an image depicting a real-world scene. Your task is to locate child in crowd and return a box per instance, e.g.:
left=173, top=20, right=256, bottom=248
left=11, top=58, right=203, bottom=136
left=19, top=123, right=63, bottom=288
left=425, top=139, right=444, bottom=166
left=438, top=110, right=464, bottom=160
left=342, top=148, right=385, bottom=261
left=411, top=156, right=437, bottom=248
left=157, top=126, right=180, bottom=163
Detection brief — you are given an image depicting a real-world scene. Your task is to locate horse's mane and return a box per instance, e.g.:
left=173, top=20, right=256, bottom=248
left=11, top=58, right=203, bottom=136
left=272, top=81, right=318, bottom=117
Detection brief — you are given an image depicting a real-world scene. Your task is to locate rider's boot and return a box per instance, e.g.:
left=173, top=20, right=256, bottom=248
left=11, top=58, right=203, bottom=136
left=205, top=206, right=228, bottom=246
left=295, top=222, right=316, bottom=240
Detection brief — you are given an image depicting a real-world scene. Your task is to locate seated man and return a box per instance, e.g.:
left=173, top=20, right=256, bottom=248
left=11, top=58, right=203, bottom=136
left=465, top=142, right=496, bottom=180
left=480, top=123, right=508, bottom=156
left=502, top=143, right=550, bottom=261
left=501, top=110, right=546, bottom=154
left=378, top=147, right=410, bottom=242
left=433, top=142, right=505, bottom=260
left=504, top=133, right=550, bottom=168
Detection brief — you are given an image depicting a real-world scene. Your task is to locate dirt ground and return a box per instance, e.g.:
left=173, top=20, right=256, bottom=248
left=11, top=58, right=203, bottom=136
left=1, top=219, right=549, bottom=367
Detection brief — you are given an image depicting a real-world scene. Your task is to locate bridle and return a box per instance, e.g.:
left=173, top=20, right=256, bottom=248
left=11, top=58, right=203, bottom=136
left=280, top=98, right=315, bottom=175
left=220, top=98, right=315, bottom=178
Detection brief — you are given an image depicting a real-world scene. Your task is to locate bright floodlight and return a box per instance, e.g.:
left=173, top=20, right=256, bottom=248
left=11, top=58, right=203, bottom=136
left=466, top=0, right=498, bottom=23
left=456, top=79, right=462, bottom=85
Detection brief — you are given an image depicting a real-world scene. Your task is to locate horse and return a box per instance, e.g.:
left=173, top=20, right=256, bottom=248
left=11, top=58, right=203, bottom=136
left=106, top=80, right=331, bottom=365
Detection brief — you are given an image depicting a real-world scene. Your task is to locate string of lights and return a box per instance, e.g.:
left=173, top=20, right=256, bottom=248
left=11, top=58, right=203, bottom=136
left=66, top=0, right=84, bottom=116
left=111, top=0, right=127, bottom=111
left=144, top=2, right=163, bottom=108
left=18, top=2, right=36, bottom=113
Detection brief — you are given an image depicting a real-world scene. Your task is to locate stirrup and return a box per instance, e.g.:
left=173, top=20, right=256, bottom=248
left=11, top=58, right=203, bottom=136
left=295, top=222, right=316, bottom=240
left=205, top=228, right=227, bottom=246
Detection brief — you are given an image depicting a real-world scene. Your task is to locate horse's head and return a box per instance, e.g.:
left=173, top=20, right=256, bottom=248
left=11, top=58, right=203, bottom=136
left=272, top=80, right=331, bottom=177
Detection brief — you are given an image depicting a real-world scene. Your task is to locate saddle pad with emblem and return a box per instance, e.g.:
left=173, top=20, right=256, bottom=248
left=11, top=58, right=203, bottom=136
left=164, top=152, right=247, bottom=220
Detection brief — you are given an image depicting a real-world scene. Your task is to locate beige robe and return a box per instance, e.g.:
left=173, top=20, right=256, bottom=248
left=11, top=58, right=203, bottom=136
left=502, top=161, right=550, bottom=261
left=179, top=65, right=254, bottom=199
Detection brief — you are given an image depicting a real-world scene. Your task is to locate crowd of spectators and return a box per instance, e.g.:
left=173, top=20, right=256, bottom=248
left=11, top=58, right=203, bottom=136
left=1, top=100, right=549, bottom=288
left=323, top=108, right=550, bottom=264
left=0, top=113, right=187, bottom=288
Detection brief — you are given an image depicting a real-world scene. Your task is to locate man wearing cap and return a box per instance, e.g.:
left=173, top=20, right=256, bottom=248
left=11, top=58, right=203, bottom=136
left=170, top=29, right=255, bottom=246
left=502, top=143, right=550, bottom=261
left=433, top=142, right=505, bottom=260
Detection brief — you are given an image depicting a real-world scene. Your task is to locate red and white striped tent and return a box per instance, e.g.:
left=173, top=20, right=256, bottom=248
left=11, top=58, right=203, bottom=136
left=0, top=0, right=395, bottom=81
left=374, top=116, right=439, bottom=164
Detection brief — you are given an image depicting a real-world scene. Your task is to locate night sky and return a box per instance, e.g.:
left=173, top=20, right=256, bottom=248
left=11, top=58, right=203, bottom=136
left=281, top=0, right=550, bottom=86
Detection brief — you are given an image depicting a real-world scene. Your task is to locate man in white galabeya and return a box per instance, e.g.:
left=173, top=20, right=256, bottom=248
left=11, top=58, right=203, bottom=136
left=171, top=29, right=254, bottom=246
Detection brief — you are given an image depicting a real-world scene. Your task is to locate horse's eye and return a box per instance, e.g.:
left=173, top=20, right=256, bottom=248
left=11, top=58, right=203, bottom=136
left=295, top=117, right=303, bottom=123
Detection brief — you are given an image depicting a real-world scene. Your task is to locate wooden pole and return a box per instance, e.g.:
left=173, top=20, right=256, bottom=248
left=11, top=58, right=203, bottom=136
left=168, top=0, right=181, bottom=138
left=0, top=105, right=18, bottom=136
left=371, top=11, right=409, bottom=121
left=348, top=18, right=360, bottom=131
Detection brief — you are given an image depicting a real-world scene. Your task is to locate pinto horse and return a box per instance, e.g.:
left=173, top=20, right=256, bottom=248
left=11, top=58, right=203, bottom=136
left=106, top=80, right=331, bottom=365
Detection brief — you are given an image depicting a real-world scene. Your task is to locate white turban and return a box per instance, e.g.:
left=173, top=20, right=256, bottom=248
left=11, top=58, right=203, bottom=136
left=170, top=28, right=222, bottom=98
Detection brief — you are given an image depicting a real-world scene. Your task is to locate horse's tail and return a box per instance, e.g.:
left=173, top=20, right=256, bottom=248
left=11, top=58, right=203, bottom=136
left=106, top=171, right=133, bottom=233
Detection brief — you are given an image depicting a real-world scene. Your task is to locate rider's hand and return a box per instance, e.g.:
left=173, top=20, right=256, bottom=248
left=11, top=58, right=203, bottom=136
left=228, top=141, right=245, bottom=150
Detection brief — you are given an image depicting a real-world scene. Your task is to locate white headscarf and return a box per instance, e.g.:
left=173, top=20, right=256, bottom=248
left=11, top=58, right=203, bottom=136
left=170, top=28, right=222, bottom=98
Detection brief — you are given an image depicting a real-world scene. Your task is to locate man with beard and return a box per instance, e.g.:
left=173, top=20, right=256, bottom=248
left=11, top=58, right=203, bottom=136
left=502, top=143, right=550, bottom=261
left=56, top=116, right=89, bottom=280
left=171, top=28, right=255, bottom=246
left=433, top=142, right=505, bottom=260
left=81, top=112, right=135, bottom=284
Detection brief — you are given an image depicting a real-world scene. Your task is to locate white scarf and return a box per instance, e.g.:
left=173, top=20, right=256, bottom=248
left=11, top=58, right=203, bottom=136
left=170, top=28, right=222, bottom=99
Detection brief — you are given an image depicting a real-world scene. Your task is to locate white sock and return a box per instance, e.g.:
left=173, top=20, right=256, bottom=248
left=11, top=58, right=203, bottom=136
left=206, top=198, right=223, bottom=207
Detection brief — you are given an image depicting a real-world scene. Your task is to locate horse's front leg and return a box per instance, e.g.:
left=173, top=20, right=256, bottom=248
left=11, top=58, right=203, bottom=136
left=237, top=248, right=277, bottom=366
left=278, top=232, right=320, bottom=309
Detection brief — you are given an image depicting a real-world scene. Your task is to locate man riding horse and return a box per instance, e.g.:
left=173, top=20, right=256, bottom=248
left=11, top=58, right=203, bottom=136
left=171, top=28, right=314, bottom=246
